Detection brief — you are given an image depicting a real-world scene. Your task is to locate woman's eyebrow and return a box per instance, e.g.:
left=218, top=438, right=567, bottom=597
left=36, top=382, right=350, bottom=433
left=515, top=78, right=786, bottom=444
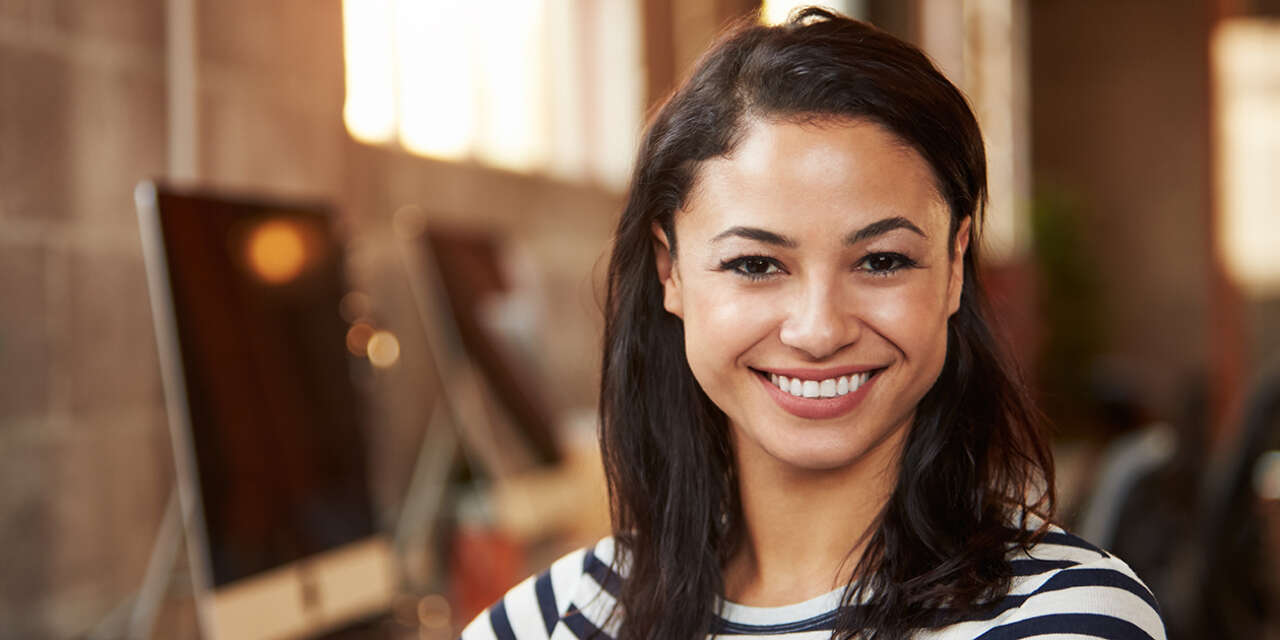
left=710, top=226, right=797, bottom=248
left=844, top=216, right=927, bottom=244
left=710, top=217, right=927, bottom=248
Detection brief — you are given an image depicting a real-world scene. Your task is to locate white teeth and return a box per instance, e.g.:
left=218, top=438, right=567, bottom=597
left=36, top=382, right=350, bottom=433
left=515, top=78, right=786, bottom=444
left=820, top=379, right=837, bottom=398
left=768, top=370, right=877, bottom=399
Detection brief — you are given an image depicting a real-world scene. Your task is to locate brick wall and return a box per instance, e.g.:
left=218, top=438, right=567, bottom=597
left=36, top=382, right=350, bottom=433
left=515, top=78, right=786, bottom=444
left=0, top=1, right=172, bottom=637
left=0, top=1, right=621, bottom=637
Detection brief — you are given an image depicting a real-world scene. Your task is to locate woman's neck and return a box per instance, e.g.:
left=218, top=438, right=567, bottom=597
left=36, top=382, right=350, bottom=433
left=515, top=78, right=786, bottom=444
left=722, top=427, right=905, bottom=607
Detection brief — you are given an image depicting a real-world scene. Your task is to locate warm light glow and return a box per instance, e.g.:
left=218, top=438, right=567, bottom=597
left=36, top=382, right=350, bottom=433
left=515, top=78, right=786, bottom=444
left=475, top=0, right=548, bottom=172
left=545, top=0, right=587, bottom=182
left=367, top=330, right=401, bottom=368
left=346, top=322, right=376, bottom=356
left=246, top=220, right=307, bottom=284
left=342, top=0, right=397, bottom=143
left=1214, top=19, right=1280, bottom=297
left=592, top=0, right=644, bottom=190
left=760, top=0, right=858, bottom=25
left=761, top=0, right=799, bottom=24
left=341, top=0, right=644, bottom=187
left=397, top=0, right=476, bottom=160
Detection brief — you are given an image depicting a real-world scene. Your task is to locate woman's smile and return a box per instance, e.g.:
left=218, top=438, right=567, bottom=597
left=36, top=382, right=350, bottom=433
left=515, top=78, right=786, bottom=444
left=753, top=366, right=885, bottom=420
left=759, top=367, right=879, bottom=399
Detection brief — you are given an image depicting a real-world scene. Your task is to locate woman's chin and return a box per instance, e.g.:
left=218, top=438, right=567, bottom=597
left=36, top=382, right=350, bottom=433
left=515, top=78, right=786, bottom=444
left=758, top=438, right=883, bottom=474
left=739, top=420, right=910, bottom=477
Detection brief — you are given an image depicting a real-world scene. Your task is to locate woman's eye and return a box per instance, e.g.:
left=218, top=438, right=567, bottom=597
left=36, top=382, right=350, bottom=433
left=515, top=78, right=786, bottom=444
left=859, top=252, right=916, bottom=275
left=739, top=257, right=776, bottom=275
left=721, top=256, right=782, bottom=279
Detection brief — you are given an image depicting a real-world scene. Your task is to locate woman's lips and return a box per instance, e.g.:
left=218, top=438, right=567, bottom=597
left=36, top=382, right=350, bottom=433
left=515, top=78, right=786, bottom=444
left=755, top=367, right=881, bottom=420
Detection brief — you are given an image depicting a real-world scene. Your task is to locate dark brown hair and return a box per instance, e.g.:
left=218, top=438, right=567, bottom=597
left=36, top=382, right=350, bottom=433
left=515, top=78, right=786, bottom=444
left=598, top=8, right=1054, bottom=640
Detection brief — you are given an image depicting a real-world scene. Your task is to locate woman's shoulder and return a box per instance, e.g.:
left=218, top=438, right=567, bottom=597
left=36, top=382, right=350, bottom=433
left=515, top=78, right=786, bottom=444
left=459, top=537, right=623, bottom=640
left=459, top=530, right=1168, bottom=640
left=920, top=525, right=1166, bottom=640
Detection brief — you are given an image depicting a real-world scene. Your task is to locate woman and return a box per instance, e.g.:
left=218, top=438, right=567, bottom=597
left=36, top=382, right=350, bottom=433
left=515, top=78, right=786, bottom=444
left=462, top=8, right=1165, bottom=640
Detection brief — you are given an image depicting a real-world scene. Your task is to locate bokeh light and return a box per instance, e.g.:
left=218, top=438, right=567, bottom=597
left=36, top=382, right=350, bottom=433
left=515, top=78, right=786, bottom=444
left=339, top=291, right=372, bottom=323
left=346, top=322, right=376, bottom=357
left=367, top=330, right=401, bottom=368
left=417, top=593, right=452, bottom=630
left=246, top=220, right=308, bottom=285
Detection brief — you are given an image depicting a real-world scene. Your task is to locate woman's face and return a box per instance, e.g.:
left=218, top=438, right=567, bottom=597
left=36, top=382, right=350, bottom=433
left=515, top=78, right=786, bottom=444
left=654, top=117, right=969, bottom=474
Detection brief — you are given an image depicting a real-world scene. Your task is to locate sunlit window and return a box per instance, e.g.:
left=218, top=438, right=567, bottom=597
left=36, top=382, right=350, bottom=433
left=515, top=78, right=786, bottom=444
left=342, top=0, right=643, bottom=189
left=916, top=0, right=1028, bottom=263
left=760, top=0, right=862, bottom=24
left=342, top=0, right=397, bottom=144
left=1214, top=19, right=1280, bottom=297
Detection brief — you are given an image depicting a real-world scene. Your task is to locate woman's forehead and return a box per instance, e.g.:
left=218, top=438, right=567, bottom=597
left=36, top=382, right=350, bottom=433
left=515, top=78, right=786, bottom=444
left=677, top=118, right=951, bottom=242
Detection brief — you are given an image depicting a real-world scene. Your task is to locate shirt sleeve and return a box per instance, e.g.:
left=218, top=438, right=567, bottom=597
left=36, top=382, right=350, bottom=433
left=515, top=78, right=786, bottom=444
left=974, top=555, right=1168, bottom=640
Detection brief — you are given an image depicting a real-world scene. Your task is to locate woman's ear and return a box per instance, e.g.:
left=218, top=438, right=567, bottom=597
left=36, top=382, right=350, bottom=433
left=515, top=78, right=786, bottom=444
left=652, top=223, right=683, bottom=318
left=947, top=216, right=972, bottom=316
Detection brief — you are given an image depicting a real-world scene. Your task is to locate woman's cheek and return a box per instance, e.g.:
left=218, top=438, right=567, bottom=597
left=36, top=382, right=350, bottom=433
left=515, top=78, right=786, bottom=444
left=858, top=281, right=948, bottom=352
left=704, top=288, right=773, bottom=341
left=683, top=283, right=779, bottom=368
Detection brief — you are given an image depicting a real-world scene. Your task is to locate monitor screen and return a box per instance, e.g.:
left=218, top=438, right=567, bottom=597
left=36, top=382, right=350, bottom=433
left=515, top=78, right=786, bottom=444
left=152, top=189, right=377, bottom=587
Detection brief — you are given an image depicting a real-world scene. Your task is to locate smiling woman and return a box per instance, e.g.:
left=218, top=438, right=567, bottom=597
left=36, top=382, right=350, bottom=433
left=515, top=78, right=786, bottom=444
left=654, top=120, right=965, bottom=479
left=461, top=7, right=1166, bottom=640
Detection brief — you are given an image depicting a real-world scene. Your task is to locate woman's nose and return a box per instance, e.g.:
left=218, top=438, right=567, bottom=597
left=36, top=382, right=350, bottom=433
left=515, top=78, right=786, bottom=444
left=778, top=281, right=859, bottom=359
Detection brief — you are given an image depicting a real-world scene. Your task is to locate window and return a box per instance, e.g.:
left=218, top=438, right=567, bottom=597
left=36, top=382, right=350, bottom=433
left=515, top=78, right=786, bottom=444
left=1214, top=18, right=1280, bottom=296
left=342, top=0, right=644, bottom=190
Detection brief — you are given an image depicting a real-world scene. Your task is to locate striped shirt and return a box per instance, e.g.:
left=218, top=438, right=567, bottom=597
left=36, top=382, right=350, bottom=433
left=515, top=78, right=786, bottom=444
left=459, top=528, right=1166, bottom=640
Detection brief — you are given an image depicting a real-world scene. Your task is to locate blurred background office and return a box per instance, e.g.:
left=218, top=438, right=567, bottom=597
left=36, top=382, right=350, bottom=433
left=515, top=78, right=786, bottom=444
left=0, top=0, right=1278, bottom=638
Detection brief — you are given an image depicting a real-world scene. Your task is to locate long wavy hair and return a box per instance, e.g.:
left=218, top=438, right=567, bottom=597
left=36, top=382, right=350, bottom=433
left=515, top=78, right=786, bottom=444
left=598, top=8, right=1054, bottom=640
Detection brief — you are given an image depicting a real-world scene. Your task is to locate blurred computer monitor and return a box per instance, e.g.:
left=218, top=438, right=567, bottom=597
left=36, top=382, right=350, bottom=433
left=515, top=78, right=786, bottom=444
left=136, top=182, right=394, bottom=640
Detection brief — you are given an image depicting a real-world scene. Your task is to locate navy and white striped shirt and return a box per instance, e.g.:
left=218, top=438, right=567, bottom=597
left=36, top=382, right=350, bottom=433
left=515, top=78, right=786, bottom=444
left=460, top=527, right=1166, bottom=639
